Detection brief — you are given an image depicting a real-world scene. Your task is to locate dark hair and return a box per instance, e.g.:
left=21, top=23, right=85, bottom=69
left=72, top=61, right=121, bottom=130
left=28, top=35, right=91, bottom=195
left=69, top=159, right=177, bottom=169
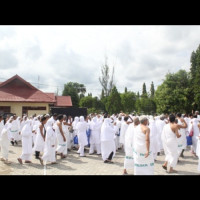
left=41, top=116, right=47, bottom=123
left=104, top=114, right=108, bottom=119
left=189, top=113, right=193, bottom=117
left=57, top=114, right=64, bottom=121
left=169, top=114, right=176, bottom=123
left=0, top=115, right=2, bottom=119
left=53, top=113, right=57, bottom=117
left=176, top=113, right=182, bottom=118
left=194, top=115, right=197, bottom=118
left=175, top=119, right=178, bottom=124
left=124, top=116, right=129, bottom=121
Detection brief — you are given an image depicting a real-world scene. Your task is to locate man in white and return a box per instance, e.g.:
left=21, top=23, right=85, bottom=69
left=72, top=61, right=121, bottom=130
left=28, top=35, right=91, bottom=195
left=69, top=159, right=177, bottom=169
left=101, top=117, right=116, bottom=163
left=190, top=115, right=200, bottom=157
left=155, top=115, right=166, bottom=155
left=41, top=120, right=57, bottom=165
left=55, top=115, right=67, bottom=159
left=149, top=116, right=160, bottom=161
left=17, top=120, right=33, bottom=164
left=0, top=117, right=13, bottom=164
left=10, top=115, right=20, bottom=146
left=76, top=116, right=88, bottom=157
left=89, top=117, right=102, bottom=155
left=196, top=133, right=200, bottom=173
left=72, top=117, right=79, bottom=150
left=133, top=116, right=154, bottom=175
left=176, top=113, right=187, bottom=158
left=162, top=114, right=186, bottom=173
left=123, top=117, right=139, bottom=175
left=119, top=116, right=133, bottom=151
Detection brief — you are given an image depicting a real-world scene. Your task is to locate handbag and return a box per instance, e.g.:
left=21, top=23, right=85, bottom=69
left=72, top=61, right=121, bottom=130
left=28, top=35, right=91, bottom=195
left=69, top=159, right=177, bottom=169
left=187, top=136, right=192, bottom=146
left=189, top=127, right=194, bottom=137
left=73, top=135, right=78, bottom=144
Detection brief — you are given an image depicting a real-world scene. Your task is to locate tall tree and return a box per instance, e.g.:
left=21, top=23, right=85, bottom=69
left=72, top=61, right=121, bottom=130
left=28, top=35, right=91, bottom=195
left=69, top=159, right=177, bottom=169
left=100, top=89, right=105, bottom=100
left=99, top=57, right=115, bottom=97
left=155, top=70, right=191, bottom=113
left=150, top=81, right=155, bottom=98
left=193, top=45, right=200, bottom=110
left=121, top=91, right=136, bottom=113
left=63, top=82, right=86, bottom=107
left=142, top=83, right=147, bottom=96
left=106, top=86, right=122, bottom=114
left=125, top=87, right=128, bottom=93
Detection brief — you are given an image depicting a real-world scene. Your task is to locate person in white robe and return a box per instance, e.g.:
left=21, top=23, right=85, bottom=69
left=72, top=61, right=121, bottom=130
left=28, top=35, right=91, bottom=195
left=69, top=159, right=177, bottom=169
left=101, top=118, right=116, bottom=163
left=33, top=116, right=47, bottom=164
left=149, top=116, right=160, bottom=161
left=176, top=113, right=187, bottom=158
left=162, top=114, right=186, bottom=173
left=32, top=116, right=40, bottom=146
left=55, top=115, right=67, bottom=159
left=133, top=116, right=154, bottom=175
left=0, top=117, right=13, bottom=164
left=76, top=116, right=88, bottom=157
left=10, top=115, right=20, bottom=146
left=119, top=116, right=133, bottom=151
left=72, top=117, right=79, bottom=149
left=155, top=116, right=166, bottom=155
left=123, top=117, right=139, bottom=175
left=17, top=120, right=33, bottom=164
left=63, top=115, right=72, bottom=151
left=89, top=117, right=102, bottom=155
left=41, top=120, right=57, bottom=164
left=190, top=116, right=200, bottom=156
left=196, top=134, right=200, bottom=173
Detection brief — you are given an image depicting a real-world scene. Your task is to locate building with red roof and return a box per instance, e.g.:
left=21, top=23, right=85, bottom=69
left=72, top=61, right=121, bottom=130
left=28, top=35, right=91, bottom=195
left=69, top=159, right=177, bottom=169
left=0, top=75, right=72, bottom=116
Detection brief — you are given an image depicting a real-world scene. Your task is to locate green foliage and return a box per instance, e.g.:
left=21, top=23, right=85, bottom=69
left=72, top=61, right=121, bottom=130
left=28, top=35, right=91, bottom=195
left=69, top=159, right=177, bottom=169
left=155, top=70, right=191, bottom=114
left=63, top=82, right=86, bottom=107
left=106, top=86, right=122, bottom=114
left=121, top=91, right=136, bottom=113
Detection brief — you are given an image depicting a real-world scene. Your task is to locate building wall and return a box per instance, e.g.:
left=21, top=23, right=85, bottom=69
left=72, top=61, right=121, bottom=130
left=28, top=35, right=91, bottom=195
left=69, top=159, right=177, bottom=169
left=0, top=102, right=50, bottom=116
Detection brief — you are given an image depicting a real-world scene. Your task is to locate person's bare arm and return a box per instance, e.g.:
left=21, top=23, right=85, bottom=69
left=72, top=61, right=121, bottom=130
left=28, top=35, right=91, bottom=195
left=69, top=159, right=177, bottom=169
left=39, top=125, right=45, bottom=141
left=174, top=125, right=181, bottom=138
left=145, top=127, right=150, bottom=158
left=179, top=118, right=187, bottom=129
left=58, top=122, right=66, bottom=142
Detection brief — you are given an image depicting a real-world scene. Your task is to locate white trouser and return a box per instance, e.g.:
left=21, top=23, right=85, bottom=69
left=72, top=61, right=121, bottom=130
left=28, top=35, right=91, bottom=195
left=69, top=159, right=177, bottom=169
left=20, top=154, right=32, bottom=161
left=89, top=143, right=101, bottom=154
left=78, top=144, right=85, bottom=156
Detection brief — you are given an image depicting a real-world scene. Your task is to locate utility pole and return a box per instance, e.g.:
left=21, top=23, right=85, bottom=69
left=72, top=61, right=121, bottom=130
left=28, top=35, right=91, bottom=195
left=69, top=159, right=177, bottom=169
left=38, top=76, right=40, bottom=89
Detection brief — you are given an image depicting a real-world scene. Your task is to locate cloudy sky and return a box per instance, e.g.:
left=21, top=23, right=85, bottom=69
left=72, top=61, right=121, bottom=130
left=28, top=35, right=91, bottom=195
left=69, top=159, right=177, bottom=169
left=0, top=25, right=200, bottom=97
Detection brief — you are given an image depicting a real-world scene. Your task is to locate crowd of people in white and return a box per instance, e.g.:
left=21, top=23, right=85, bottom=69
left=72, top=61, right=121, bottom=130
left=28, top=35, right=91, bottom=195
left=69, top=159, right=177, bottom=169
left=0, top=111, right=200, bottom=175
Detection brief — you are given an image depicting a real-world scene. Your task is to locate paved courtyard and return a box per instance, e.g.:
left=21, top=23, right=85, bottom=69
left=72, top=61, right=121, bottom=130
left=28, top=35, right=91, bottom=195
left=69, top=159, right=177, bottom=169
left=0, top=142, right=199, bottom=175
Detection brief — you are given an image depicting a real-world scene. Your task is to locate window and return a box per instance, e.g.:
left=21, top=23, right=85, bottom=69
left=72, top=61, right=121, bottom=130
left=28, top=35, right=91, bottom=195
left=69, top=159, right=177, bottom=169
left=22, top=106, right=46, bottom=115
left=0, top=106, right=11, bottom=114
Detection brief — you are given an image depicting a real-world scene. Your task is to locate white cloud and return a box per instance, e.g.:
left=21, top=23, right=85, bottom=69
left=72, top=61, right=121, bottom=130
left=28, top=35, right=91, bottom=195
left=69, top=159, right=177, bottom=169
left=0, top=25, right=200, bottom=96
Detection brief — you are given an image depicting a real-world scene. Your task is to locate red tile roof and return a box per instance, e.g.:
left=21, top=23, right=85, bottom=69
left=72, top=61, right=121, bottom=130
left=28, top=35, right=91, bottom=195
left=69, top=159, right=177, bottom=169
left=0, top=75, right=55, bottom=103
left=46, top=93, right=56, bottom=101
left=0, top=75, right=72, bottom=106
left=55, top=96, right=72, bottom=107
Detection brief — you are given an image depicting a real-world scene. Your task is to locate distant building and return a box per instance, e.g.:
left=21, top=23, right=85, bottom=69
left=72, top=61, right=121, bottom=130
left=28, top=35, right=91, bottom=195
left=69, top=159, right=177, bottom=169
left=0, top=75, right=72, bottom=116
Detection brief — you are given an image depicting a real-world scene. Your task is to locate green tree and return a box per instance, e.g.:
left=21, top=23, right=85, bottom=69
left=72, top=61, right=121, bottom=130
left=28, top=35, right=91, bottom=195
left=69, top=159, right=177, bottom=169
left=121, top=92, right=136, bottom=113
left=155, top=70, right=191, bottom=114
left=106, top=86, right=122, bottom=114
left=125, top=87, right=128, bottom=93
left=150, top=81, right=155, bottom=98
left=99, top=57, right=115, bottom=97
left=62, top=82, right=86, bottom=107
left=193, top=45, right=200, bottom=110
left=79, top=96, right=94, bottom=108
left=142, top=83, right=147, bottom=96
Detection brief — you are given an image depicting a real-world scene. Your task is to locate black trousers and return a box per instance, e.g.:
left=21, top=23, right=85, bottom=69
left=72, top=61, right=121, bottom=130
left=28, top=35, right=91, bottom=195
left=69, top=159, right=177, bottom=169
left=35, top=151, right=40, bottom=159
left=108, top=151, right=114, bottom=161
